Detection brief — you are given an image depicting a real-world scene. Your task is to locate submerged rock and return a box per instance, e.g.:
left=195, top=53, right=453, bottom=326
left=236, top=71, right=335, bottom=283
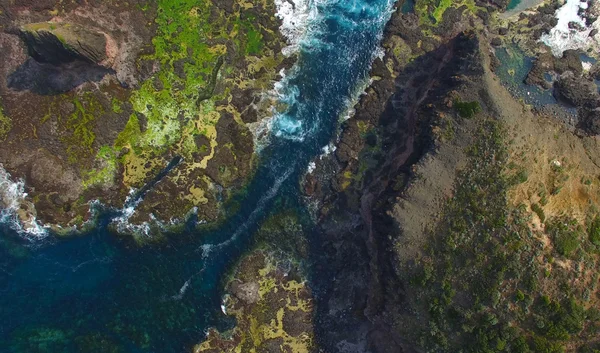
left=19, top=22, right=108, bottom=66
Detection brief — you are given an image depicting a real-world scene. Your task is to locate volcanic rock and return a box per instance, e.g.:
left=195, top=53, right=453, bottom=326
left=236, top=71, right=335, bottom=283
left=554, top=72, right=599, bottom=107
left=19, top=22, right=108, bottom=66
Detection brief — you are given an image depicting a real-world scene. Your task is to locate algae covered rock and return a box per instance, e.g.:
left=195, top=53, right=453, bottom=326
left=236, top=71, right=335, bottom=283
left=195, top=251, right=314, bottom=353
left=19, top=22, right=108, bottom=65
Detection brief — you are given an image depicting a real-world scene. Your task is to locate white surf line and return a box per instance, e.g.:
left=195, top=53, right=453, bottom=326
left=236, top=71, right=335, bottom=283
left=109, top=188, right=152, bottom=236
left=275, top=0, right=317, bottom=56
left=540, top=0, right=595, bottom=57
left=270, top=0, right=398, bottom=143
left=0, top=164, right=49, bottom=240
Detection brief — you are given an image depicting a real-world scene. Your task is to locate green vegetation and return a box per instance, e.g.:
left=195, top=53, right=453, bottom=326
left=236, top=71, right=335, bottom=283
left=243, top=18, right=264, bottom=55
left=16, top=0, right=287, bottom=228
left=82, top=146, right=118, bottom=189
left=589, top=216, right=600, bottom=246
left=111, top=98, right=123, bottom=113
left=113, top=0, right=275, bottom=188
left=400, top=117, right=600, bottom=352
left=546, top=218, right=582, bottom=258
left=62, top=95, right=101, bottom=164
left=532, top=203, right=545, bottom=223
left=0, top=103, right=12, bottom=140
left=414, top=0, right=480, bottom=26
left=195, top=251, right=314, bottom=352
left=120, top=0, right=224, bottom=155
left=454, top=100, right=481, bottom=118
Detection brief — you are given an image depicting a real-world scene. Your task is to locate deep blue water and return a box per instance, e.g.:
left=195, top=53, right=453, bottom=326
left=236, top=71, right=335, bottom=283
left=401, top=0, right=414, bottom=13
left=0, top=0, right=395, bottom=352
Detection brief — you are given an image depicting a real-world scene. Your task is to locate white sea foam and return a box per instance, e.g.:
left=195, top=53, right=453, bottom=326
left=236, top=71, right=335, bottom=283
left=172, top=279, right=191, bottom=301
left=540, top=0, right=595, bottom=56
left=274, top=0, right=317, bottom=56
left=110, top=188, right=152, bottom=236
left=0, top=165, right=48, bottom=240
left=321, top=143, right=337, bottom=157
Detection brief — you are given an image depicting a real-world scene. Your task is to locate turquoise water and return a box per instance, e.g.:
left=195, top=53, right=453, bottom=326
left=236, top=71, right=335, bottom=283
left=494, top=45, right=558, bottom=106
left=507, top=0, right=522, bottom=11
left=0, top=0, right=396, bottom=352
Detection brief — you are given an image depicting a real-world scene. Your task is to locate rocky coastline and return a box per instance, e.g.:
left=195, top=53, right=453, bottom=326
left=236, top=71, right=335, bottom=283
left=304, top=0, right=600, bottom=351
left=3, top=0, right=600, bottom=352
left=0, top=0, right=293, bottom=239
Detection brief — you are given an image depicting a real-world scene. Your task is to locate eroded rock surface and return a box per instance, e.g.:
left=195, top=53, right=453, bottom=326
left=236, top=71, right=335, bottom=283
left=195, top=251, right=314, bottom=353
left=0, top=0, right=291, bottom=237
left=19, top=22, right=108, bottom=65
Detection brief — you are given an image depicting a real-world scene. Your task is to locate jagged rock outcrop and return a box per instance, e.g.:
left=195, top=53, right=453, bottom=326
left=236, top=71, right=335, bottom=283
left=19, top=22, right=108, bottom=65
left=554, top=72, right=599, bottom=107
left=526, top=50, right=583, bottom=89
left=580, top=107, right=600, bottom=135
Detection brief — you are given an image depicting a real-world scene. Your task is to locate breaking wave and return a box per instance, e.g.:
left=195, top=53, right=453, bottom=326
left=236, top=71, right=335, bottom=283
left=540, top=0, right=596, bottom=56
left=270, top=0, right=397, bottom=142
left=0, top=165, right=48, bottom=240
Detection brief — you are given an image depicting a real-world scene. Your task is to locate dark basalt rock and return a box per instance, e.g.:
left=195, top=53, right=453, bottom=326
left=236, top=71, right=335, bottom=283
left=580, top=107, right=600, bottom=135
left=490, top=37, right=502, bottom=46
left=554, top=49, right=584, bottom=76
left=554, top=72, right=599, bottom=108
left=568, top=21, right=586, bottom=31
left=525, top=52, right=554, bottom=89
left=476, top=0, right=509, bottom=10
left=526, top=50, right=583, bottom=90
left=6, top=22, right=114, bottom=94
left=590, top=62, right=600, bottom=80
left=18, top=22, right=108, bottom=66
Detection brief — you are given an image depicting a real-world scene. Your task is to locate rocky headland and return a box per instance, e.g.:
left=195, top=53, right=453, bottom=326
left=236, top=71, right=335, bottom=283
left=303, top=0, right=600, bottom=351
left=3, top=0, right=600, bottom=352
left=0, top=0, right=292, bottom=239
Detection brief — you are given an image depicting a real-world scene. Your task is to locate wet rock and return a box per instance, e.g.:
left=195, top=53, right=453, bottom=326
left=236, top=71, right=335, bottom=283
left=477, top=0, right=509, bottom=10
left=568, top=21, right=586, bottom=31
left=590, top=62, right=600, bottom=80
left=525, top=52, right=554, bottom=89
left=19, top=22, right=108, bottom=65
left=539, top=3, right=557, bottom=15
left=554, top=49, right=583, bottom=76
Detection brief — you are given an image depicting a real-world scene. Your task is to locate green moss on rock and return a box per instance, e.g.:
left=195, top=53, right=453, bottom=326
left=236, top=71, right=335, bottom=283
left=195, top=251, right=314, bottom=353
left=0, top=104, right=12, bottom=141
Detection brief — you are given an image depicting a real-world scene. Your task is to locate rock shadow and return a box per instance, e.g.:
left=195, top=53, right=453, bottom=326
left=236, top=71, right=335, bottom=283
left=7, top=58, right=115, bottom=95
